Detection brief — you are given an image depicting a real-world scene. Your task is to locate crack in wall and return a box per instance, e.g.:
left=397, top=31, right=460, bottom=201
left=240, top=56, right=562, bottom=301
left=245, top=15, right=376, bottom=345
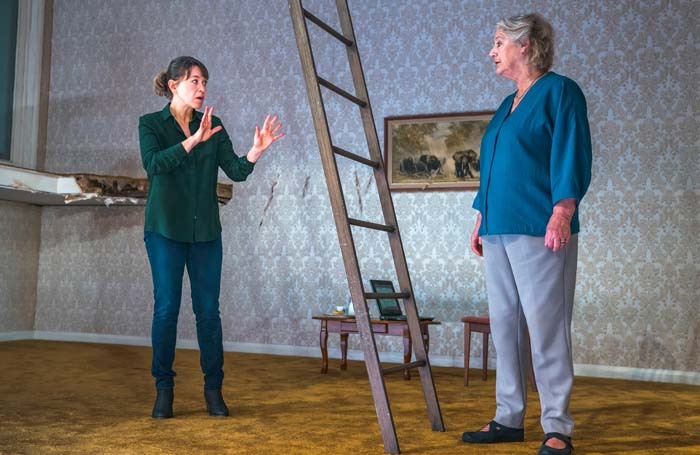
left=302, top=175, right=310, bottom=198
left=354, top=170, right=362, bottom=214
left=259, top=178, right=279, bottom=227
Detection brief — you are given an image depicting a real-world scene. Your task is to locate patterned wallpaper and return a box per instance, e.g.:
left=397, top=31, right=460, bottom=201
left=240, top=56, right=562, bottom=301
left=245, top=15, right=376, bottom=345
left=0, top=201, right=41, bottom=332
left=25, top=0, right=700, bottom=373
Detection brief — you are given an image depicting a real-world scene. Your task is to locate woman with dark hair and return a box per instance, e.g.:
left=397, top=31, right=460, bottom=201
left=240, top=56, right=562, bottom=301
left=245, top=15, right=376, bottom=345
left=139, top=56, right=283, bottom=419
left=461, top=14, right=591, bottom=455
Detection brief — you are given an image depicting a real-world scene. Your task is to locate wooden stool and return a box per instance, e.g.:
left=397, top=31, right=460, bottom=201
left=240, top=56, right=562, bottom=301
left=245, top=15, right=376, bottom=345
left=461, top=315, right=537, bottom=391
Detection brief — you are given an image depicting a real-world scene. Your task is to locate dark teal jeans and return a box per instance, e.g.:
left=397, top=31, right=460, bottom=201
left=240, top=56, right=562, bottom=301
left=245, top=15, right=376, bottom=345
left=144, top=231, right=224, bottom=390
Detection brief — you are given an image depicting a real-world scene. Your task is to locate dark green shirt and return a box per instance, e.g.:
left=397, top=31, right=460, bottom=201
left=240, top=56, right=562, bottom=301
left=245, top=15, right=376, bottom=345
left=139, top=104, right=255, bottom=243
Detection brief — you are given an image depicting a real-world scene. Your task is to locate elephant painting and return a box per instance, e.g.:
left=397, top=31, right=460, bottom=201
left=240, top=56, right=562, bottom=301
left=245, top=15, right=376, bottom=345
left=452, top=149, right=478, bottom=178
left=386, top=112, right=491, bottom=189
left=399, top=154, right=444, bottom=177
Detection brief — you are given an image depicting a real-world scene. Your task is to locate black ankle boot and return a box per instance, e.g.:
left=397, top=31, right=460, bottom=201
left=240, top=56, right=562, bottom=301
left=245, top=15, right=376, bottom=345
left=152, top=388, right=174, bottom=419
left=204, top=389, right=229, bottom=417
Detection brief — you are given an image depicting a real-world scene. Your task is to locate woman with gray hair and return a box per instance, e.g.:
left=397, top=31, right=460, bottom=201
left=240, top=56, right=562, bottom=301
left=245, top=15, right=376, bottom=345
left=462, top=13, right=591, bottom=455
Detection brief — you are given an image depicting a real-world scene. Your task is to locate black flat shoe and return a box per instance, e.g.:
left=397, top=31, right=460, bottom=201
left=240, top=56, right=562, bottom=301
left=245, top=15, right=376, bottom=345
left=461, top=420, right=524, bottom=443
left=152, top=388, right=174, bottom=419
left=204, top=389, right=230, bottom=417
left=538, top=432, right=573, bottom=455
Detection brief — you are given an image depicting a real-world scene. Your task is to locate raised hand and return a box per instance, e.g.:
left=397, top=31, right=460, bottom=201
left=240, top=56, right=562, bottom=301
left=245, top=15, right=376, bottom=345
left=194, top=106, right=223, bottom=143
left=247, top=115, right=285, bottom=163
left=182, top=106, right=222, bottom=153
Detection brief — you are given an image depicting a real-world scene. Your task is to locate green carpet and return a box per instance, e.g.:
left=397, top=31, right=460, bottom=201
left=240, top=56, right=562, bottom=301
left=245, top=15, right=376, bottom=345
left=0, top=340, right=698, bottom=454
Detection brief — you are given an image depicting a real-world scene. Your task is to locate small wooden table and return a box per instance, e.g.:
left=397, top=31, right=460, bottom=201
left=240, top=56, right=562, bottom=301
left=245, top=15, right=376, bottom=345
left=312, top=315, right=440, bottom=380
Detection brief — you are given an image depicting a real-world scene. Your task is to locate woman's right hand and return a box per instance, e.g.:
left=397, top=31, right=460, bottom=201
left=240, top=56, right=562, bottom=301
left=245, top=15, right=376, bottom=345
left=470, top=213, right=483, bottom=257
left=183, top=106, right=222, bottom=153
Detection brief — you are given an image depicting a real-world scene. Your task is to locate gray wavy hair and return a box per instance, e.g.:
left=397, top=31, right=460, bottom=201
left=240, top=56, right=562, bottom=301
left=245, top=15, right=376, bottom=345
left=496, top=13, right=555, bottom=72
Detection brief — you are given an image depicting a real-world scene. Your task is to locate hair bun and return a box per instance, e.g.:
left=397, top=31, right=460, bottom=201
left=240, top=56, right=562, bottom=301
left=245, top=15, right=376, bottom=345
left=153, top=71, right=170, bottom=98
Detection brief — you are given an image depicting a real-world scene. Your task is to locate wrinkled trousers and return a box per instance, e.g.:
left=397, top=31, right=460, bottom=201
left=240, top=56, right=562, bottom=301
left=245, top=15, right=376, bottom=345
left=483, top=234, right=578, bottom=436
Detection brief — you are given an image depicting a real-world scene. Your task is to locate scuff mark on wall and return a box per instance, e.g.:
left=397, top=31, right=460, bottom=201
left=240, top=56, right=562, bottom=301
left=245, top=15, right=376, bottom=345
left=354, top=170, right=362, bottom=214
left=365, top=174, right=373, bottom=194
left=302, top=175, right=310, bottom=198
left=259, top=178, right=279, bottom=227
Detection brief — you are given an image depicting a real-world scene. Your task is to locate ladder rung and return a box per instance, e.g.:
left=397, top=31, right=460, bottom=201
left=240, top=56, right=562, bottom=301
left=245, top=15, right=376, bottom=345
left=318, top=77, right=367, bottom=107
left=382, top=360, right=427, bottom=376
left=333, top=146, right=380, bottom=168
left=348, top=217, right=394, bottom=232
left=302, top=8, right=353, bottom=47
left=364, top=292, right=410, bottom=300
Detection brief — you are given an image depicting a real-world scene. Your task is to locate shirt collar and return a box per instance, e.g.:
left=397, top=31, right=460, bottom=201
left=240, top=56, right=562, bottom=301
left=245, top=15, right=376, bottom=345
left=161, top=103, right=203, bottom=123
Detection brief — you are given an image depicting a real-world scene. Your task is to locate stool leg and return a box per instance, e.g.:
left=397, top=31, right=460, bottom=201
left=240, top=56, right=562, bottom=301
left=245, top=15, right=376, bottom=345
left=482, top=332, right=489, bottom=381
left=340, top=333, right=349, bottom=371
left=403, top=333, right=412, bottom=381
left=464, top=324, right=472, bottom=386
left=529, top=356, right=538, bottom=392
left=319, top=321, right=329, bottom=374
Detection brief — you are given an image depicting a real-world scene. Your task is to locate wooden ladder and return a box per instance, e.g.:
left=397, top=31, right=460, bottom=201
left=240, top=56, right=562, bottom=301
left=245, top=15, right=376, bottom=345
left=288, top=1, right=445, bottom=453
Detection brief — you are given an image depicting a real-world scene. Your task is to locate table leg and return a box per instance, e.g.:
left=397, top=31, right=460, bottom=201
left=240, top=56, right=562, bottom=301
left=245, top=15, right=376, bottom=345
left=403, top=331, right=412, bottom=380
left=319, top=320, right=328, bottom=374
left=422, top=326, right=430, bottom=353
left=340, top=333, right=348, bottom=370
left=464, top=324, right=471, bottom=386
left=482, top=332, right=489, bottom=381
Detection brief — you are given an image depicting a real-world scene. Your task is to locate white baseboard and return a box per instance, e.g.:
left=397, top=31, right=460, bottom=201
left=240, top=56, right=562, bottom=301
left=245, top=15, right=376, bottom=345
left=574, top=363, right=700, bottom=385
left=0, top=331, right=34, bottom=341
left=3, top=331, right=698, bottom=385
left=32, top=331, right=152, bottom=346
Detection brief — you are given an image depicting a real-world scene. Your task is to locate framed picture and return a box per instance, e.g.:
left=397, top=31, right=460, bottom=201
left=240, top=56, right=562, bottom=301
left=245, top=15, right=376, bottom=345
left=384, top=111, right=493, bottom=191
left=369, top=279, right=402, bottom=317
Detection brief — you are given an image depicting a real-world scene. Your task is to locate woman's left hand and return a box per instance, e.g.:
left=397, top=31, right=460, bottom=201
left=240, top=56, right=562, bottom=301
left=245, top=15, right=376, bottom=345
left=247, top=115, right=285, bottom=163
left=544, top=198, right=576, bottom=252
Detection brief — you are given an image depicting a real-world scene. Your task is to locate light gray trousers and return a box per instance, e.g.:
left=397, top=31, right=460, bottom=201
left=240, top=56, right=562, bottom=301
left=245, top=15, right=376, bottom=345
left=482, top=234, right=578, bottom=436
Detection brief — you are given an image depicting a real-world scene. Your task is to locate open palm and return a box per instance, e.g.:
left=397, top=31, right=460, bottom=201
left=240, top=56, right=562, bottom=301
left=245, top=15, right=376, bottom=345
left=253, top=115, right=284, bottom=152
left=195, top=106, right=222, bottom=143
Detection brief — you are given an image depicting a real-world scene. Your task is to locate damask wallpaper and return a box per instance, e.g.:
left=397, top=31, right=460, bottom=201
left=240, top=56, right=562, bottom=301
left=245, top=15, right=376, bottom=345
left=0, top=201, right=41, bottom=332
left=11, top=0, right=700, bottom=378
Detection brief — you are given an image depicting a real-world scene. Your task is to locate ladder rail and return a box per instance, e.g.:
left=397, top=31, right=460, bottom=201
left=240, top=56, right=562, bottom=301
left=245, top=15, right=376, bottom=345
left=290, top=1, right=445, bottom=452
left=288, top=1, right=401, bottom=452
left=334, top=0, right=445, bottom=432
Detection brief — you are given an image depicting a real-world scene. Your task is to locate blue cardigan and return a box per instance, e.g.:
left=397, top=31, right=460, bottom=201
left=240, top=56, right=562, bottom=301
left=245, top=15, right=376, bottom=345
left=473, top=72, right=592, bottom=236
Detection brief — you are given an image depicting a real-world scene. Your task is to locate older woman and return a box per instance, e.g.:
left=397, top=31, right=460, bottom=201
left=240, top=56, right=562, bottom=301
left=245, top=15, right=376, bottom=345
left=139, top=56, right=284, bottom=419
left=462, top=14, right=591, bottom=455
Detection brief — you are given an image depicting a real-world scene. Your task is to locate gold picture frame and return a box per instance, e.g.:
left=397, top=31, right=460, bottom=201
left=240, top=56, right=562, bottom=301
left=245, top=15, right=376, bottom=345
left=384, top=111, right=493, bottom=191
